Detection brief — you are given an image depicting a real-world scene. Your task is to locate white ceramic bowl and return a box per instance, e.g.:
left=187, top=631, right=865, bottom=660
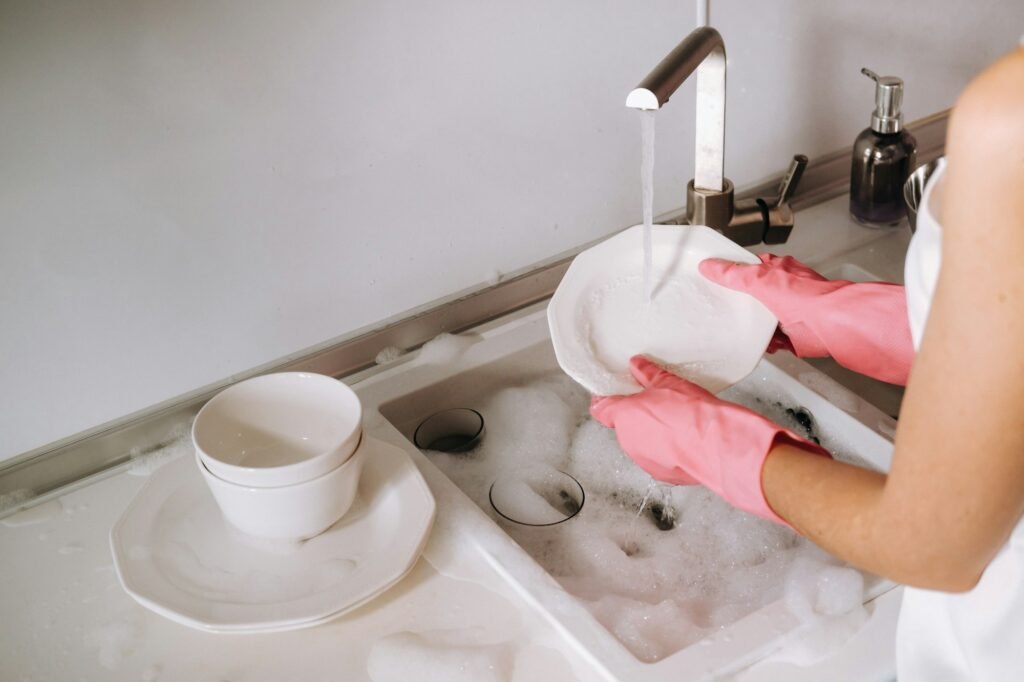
left=197, top=434, right=368, bottom=541
left=192, top=372, right=362, bottom=488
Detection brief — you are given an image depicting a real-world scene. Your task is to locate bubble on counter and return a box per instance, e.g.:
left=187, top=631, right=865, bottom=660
left=367, top=631, right=513, bottom=682
left=375, top=346, right=405, bottom=364
left=127, top=430, right=192, bottom=477
left=86, top=619, right=142, bottom=671
left=141, top=663, right=163, bottom=681
left=60, top=499, right=89, bottom=516
left=0, top=488, right=33, bottom=515
left=2, top=499, right=61, bottom=527
left=485, top=268, right=502, bottom=286
left=416, top=333, right=481, bottom=366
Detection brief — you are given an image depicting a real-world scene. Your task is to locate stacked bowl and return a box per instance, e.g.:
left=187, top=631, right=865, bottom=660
left=192, top=372, right=366, bottom=541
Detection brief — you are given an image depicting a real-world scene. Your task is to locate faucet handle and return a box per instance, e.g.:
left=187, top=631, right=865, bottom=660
left=759, top=153, right=808, bottom=245
left=776, top=154, right=808, bottom=205
left=707, top=153, right=809, bottom=246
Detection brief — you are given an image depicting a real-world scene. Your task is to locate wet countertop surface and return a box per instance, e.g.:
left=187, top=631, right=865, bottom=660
left=0, top=433, right=589, bottom=682
left=0, top=196, right=912, bottom=682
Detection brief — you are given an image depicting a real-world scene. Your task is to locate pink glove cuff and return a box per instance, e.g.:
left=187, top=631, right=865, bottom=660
left=700, top=256, right=914, bottom=386
left=811, top=282, right=913, bottom=385
left=687, top=401, right=830, bottom=525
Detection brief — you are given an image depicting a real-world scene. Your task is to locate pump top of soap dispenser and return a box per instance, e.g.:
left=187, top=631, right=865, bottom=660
left=862, top=68, right=904, bottom=134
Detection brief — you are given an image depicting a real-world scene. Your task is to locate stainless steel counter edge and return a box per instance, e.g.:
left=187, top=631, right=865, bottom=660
left=0, top=111, right=948, bottom=512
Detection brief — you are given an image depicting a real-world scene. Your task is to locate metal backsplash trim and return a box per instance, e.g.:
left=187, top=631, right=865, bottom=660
left=0, top=111, right=948, bottom=510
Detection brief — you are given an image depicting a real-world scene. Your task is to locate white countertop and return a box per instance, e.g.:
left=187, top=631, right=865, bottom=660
left=0, top=450, right=594, bottom=682
left=0, top=196, right=912, bottom=682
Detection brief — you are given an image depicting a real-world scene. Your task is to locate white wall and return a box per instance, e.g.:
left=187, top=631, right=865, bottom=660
left=2, top=0, right=1021, bottom=462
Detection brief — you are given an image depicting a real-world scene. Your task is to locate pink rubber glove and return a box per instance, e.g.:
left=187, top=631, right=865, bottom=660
left=699, top=254, right=914, bottom=386
left=591, top=356, right=829, bottom=525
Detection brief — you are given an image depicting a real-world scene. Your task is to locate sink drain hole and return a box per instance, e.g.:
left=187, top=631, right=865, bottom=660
left=489, top=465, right=585, bottom=526
left=413, top=408, right=485, bottom=453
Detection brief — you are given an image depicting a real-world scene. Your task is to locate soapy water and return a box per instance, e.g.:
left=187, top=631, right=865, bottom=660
left=420, top=370, right=869, bottom=662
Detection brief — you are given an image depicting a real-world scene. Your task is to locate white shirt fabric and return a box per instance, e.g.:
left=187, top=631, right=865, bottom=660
left=898, top=160, right=1024, bottom=680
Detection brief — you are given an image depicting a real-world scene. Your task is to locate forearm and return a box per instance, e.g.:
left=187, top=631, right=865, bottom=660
left=762, top=444, right=983, bottom=591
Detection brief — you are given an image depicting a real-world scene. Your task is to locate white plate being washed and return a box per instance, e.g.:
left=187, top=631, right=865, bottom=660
left=548, top=224, right=777, bottom=396
left=110, top=436, right=435, bottom=633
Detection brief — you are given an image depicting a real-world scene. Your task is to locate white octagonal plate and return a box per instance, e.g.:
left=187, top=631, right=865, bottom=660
left=548, top=224, right=777, bottom=396
left=110, top=436, right=435, bottom=633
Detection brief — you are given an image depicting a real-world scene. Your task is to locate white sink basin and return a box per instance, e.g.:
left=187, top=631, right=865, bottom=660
left=355, top=305, right=900, bottom=681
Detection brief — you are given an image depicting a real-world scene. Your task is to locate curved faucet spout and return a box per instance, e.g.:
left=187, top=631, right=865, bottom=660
left=626, top=27, right=726, bottom=192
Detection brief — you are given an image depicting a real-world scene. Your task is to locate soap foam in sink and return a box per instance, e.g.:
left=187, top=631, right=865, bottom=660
left=772, top=548, right=869, bottom=666
left=418, top=369, right=873, bottom=662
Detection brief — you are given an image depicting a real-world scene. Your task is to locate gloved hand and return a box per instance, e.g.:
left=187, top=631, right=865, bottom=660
left=699, top=254, right=914, bottom=386
left=591, top=356, right=829, bottom=525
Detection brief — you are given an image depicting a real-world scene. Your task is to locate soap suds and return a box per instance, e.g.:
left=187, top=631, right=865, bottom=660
left=0, top=488, right=34, bottom=515
left=375, top=346, right=405, bottom=364
left=127, top=428, right=192, bottom=477
left=416, top=333, right=481, bottom=366
left=86, top=619, right=143, bottom=671
left=417, top=369, right=870, bottom=662
left=2, top=499, right=61, bottom=527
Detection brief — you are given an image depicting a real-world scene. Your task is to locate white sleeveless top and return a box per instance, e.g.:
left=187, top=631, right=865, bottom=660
left=898, top=160, right=1024, bottom=680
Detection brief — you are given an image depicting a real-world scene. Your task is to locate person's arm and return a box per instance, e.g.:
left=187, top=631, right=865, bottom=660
left=763, top=48, right=1024, bottom=592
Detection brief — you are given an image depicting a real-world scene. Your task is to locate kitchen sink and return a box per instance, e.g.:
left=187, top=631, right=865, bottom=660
left=355, top=305, right=899, bottom=681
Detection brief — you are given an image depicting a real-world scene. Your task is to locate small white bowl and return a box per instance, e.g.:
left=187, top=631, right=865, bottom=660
left=192, top=372, right=362, bottom=488
left=198, top=434, right=368, bottom=541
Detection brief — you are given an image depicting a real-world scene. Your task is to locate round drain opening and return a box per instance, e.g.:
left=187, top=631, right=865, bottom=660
left=413, top=408, right=485, bottom=453
left=489, top=464, right=585, bottom=526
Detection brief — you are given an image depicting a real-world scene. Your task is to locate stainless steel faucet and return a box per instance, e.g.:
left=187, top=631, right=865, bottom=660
left=626, top=27, right=807, bottom=245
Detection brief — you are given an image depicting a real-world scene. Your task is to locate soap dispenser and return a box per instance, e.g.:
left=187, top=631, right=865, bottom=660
left=850, top=68, right=917, bottom=227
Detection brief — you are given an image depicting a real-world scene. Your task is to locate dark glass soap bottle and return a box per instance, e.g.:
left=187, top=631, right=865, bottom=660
left=850, top=68, right=917, bottom=227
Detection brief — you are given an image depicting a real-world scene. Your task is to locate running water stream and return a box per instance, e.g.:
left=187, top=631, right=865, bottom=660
left=640, top=110, right=656, bottom=303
